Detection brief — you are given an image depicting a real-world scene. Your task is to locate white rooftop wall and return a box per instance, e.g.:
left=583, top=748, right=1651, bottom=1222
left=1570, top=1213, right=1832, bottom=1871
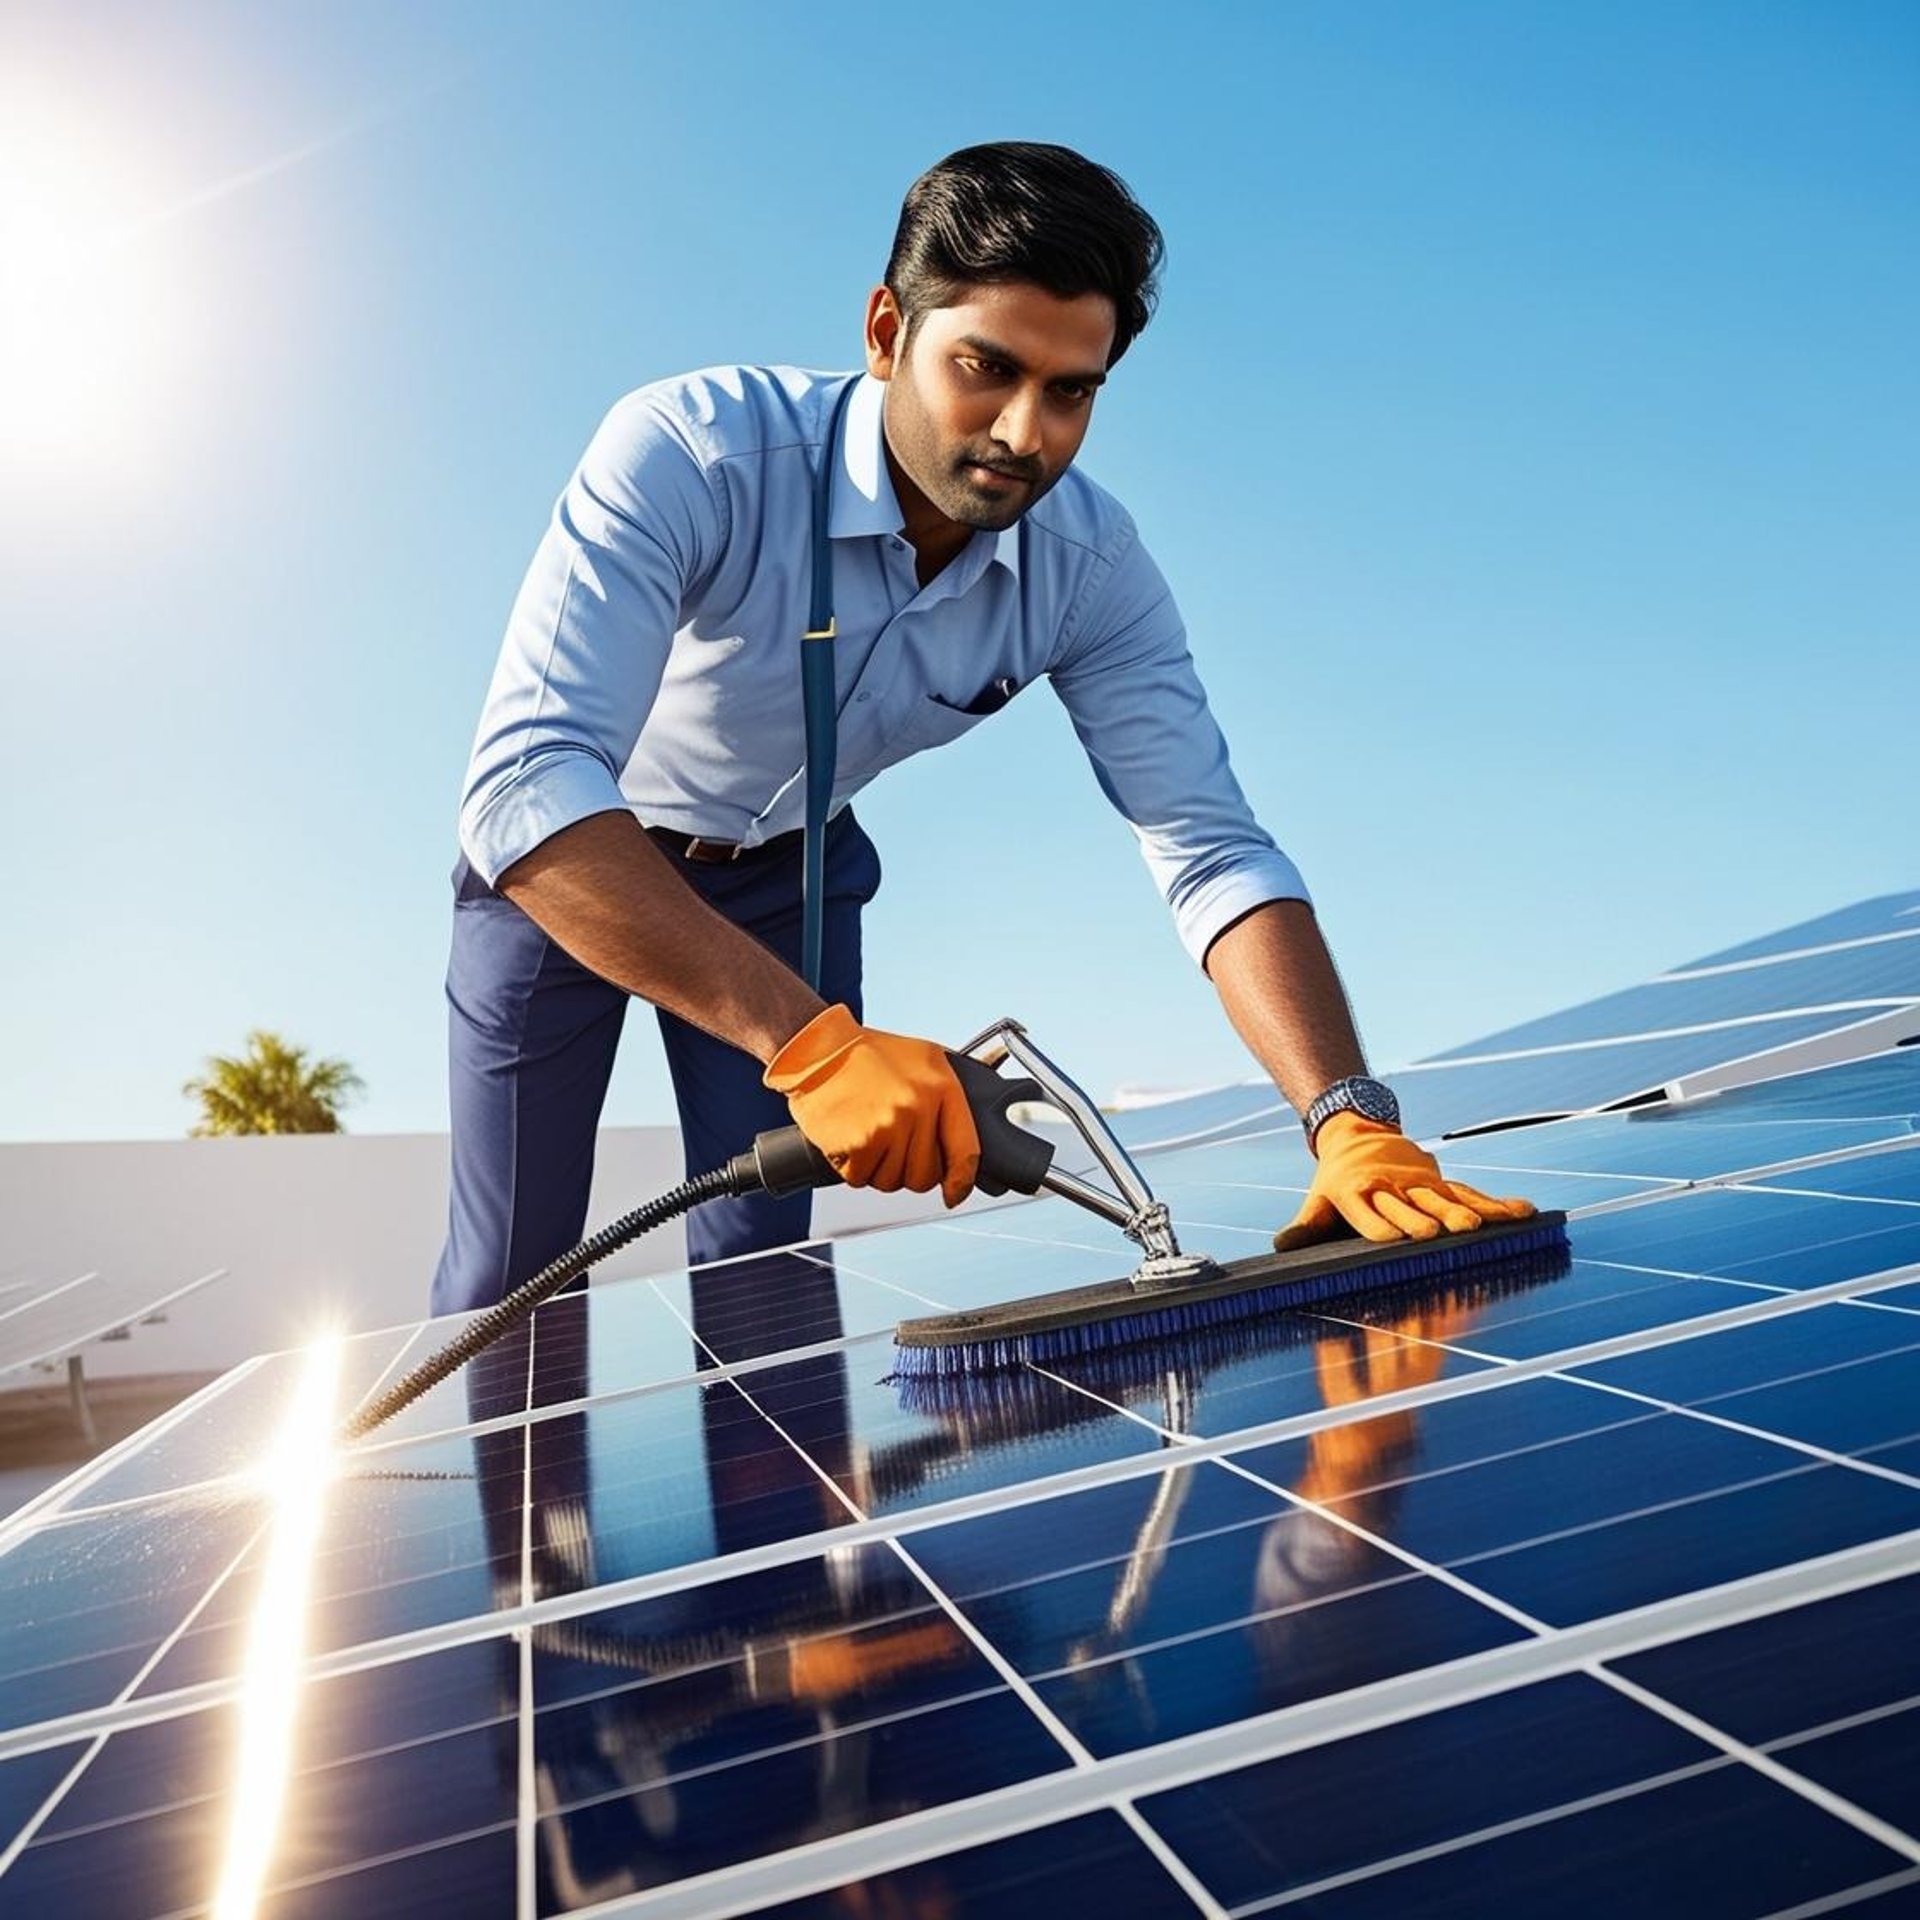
left=0, top=1127, right=970, bottom=1381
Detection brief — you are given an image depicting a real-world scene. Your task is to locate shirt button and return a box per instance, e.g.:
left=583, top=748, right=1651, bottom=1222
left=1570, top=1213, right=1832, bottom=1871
left=856, top=691, right=873, bottom=702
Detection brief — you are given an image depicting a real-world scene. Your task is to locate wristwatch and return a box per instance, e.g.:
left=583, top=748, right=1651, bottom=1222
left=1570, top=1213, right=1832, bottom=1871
left=1302, top=1075, right=1401, bottom=1148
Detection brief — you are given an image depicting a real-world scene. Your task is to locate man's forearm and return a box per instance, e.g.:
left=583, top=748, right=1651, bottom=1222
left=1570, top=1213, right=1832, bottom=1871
left=1202, top=899, right=1369, bottom=1118
left=498, top=811, right=825, bottom=1062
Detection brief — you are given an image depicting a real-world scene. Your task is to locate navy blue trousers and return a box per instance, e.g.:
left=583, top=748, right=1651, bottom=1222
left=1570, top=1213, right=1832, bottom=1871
left=431, top=812, right=881, bottom=1317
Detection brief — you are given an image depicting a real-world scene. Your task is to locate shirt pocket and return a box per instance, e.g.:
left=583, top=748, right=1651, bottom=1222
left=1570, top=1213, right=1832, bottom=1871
left=887, top=681, right=1025, bottom=755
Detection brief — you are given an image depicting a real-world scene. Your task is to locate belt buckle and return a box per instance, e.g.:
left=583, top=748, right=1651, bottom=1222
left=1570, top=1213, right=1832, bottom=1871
left=683, top=835, right=743, bottom=864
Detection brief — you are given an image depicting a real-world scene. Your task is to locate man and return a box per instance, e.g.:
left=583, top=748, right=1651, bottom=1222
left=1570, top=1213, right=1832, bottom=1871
left=433, top=142, right=1531, bottom=1317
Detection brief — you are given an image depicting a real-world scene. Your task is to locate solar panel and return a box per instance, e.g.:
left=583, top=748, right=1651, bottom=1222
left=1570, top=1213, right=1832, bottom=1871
left=0, top=1269, right=228, bottom=1385
left=2, top=909, right=1918, bottom=1916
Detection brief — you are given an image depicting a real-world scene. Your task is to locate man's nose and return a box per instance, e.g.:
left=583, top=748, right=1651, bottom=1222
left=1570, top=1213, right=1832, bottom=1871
left=992, top=387, right=1044, bottom=459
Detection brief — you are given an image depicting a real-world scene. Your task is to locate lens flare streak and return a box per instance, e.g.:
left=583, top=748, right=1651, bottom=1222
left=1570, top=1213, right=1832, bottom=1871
left=210, top=1336, right=342, bottom=1920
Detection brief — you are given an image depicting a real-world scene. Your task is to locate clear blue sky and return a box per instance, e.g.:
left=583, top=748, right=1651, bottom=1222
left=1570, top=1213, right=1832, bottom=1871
left=2, top=0, right=1914, bottom=1143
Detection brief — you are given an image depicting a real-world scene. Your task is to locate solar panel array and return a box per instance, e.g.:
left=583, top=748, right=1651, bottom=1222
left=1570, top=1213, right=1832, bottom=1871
left=1, top=893, right=1917, bottom=1917
left=0, top=1268, right=228, bottom=1383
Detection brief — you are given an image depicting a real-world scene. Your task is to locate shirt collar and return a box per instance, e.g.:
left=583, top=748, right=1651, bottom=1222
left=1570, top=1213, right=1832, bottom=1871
left=831, top=372, right=1023, bottom=583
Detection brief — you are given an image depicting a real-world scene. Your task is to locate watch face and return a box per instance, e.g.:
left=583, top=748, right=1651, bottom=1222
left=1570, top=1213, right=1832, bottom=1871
left=1305, top=1076, right=1401, bottom=1139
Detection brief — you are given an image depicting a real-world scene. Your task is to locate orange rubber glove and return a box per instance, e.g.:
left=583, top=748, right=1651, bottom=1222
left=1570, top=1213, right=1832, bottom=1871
left=763, top=1004, right=981, bottom=1208
left=1275, top=1113, right=1536, bottom=1252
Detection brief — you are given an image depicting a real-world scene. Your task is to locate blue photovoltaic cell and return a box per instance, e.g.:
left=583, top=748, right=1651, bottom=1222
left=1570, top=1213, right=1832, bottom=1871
left=7, top=896, right=1920, bottom=1918
left=1436, top=1049, right=1920, bottom=1187
left=1459, top=1464, right=1920, bottom=1626
left=1332, top=1256, right=1752, bottom=1362
left=752, top=1810, right=1202, bottom=1919
left=1105, top=1082, right=1287, bottom=1147
left=1680, top=893, right=1920, bottom=969
left=1424, top=938, right=1920, bottom=1062
left=1391, top=1008, right=1882, bottom=1137
left=50, top=1325, right=419, bottom=1516
left=1744, top=1141, right=1920, bottom=1204
left=0, top=1743, right=85, bottom=1848
left=1231, top=1764, right=1903, bottom=1919
left=1437, top=1109, right=1917, bottom=1185
left=1570, top=1186, right=1920, bottom=1290
left=1036, top=1569, right=1526, bottom=1759
left=1612, top=1573, right=1920, bottom=1747
left=8, top=1701, right=520, bottom=1918
left=1138, top=1674, right=1713, bottom=1909
left=1302, top=1413, right=1820, bottom=1569
left=1575, top=1298, right=1920, bottom=1403
left=0, top=1500, right=259, bottom=1732
left=535, top=1689, right=1068, bottom=1909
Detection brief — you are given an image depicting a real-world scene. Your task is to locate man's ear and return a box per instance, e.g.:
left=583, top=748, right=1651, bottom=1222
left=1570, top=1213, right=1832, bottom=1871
left=864, top=285, right=904, bottom=380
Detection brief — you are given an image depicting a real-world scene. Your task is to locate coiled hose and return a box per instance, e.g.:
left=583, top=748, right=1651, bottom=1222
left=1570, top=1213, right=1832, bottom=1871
left=339, top=1054, right=1054, bottom=1444
left=341, top=1161, right=746, bottom=1442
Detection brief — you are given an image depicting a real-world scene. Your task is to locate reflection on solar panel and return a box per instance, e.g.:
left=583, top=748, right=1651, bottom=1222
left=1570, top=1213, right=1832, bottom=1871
left=2, top=900, right=1918, bottom=1916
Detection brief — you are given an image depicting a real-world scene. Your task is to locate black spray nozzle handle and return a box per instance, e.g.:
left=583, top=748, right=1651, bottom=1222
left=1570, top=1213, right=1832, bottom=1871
left=733, top=1052, right=1057, bottom=1199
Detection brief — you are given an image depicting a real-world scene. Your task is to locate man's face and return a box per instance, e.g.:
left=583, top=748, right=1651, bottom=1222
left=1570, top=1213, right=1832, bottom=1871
left=865, top=280, right=1117, bottom=536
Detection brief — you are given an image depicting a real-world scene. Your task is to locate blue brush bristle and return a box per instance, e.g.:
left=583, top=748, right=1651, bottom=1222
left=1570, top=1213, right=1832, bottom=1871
left=891, top=1216, right=1571, bottom=1383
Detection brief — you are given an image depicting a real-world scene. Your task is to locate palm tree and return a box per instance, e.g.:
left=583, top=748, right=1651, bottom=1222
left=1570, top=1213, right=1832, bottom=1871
left=184, top=1030, right=364, bottom=1136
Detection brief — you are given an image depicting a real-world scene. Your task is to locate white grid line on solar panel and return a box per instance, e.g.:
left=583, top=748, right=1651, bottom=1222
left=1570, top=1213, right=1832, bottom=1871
left=514, top=1330, right=537, bottom=1920
left=1742, top=1183, right=1920, bottom=1211
left=1167, top=1681, right=1920, bottom=1904
left=1596, top=1667, right=1920, bottom=1865
left=0, top=1353, right=275, bottom=1549
left=304, top=1126, right=1913, bottom=1467
left=1118, top=1089, right=1289, bottom=1153
left=1450, top=1127, right=1920, bottom=1194
left=0, top=1517, right=267, bottom=1880
left=1222, top=1697, right=1920, bottom=1916
left=8, top=1264, right=1910, bottom=1776
left=1660, top=924, right=1920, bottom=982
left=1397, top=1003, right=1911, bottom=1070
left=0, top=1322, right=427, bottom=1541
left=29, top=1111, right=1893, bottom=1533
left=3, top=1182, right=1904, bottom=1889
left=559, top=1535, right=1920, bottom=1920
left=1762, top=1869, right=1920, bottom=1920
left=9, top=1245, right=1913, bottom=1691
left=1571, top=1364, right=1920, bottom=1489
left=7, top=1528, right=1912, bottom=1920
left=1166, top=1411, right=1920, bottom=1864
left=647, top=1263, right=1109, bottom=1797
left=3, top=1182, right=1903, bottom=1606
left=0, top=1266, right=228, bottom=1378
left=7, top=1274, right=1904, bottom=1743
left=0, top=1271, right=95, bottom=1323
left=154, top=1821, right=518, bottom=1919
left=1151, top=1102, right=1920, bottom=1189
left=1222, top=1755, right=1733, bottom=1912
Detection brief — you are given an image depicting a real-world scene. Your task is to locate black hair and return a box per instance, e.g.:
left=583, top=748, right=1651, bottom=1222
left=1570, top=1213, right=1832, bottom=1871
left=885, top=142, right=1164, bottom=366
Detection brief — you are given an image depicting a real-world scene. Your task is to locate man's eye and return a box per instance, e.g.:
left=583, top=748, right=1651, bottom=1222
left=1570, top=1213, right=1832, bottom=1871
left=959, top=358, right=1010, bottom=380
left=1053, top=383, right=1093, bottom=405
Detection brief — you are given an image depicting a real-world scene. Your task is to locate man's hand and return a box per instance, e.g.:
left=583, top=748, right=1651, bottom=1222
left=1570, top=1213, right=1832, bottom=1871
left=1276, top=1113, right=1536, bottom=1252
left=764, top=1005, right=981, bottom=1208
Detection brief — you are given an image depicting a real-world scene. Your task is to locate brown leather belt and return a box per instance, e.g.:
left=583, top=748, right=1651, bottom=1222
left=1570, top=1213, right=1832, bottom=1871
left=646, top=824, right=806, bottom=866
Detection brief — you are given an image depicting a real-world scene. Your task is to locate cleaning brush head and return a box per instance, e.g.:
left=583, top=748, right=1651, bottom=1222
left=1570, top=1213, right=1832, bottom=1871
left=890, top=1213, right=1571, bottom=1382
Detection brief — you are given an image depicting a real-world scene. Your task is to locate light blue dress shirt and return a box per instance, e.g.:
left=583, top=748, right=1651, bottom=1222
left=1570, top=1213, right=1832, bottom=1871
left=460, top=366, right=1308, bottom=964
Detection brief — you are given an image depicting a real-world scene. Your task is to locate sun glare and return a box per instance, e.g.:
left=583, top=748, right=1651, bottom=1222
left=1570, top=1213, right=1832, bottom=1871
left=0, top=83, right=194, bottom=485
left=211, top=1333, right=342, bottom=1920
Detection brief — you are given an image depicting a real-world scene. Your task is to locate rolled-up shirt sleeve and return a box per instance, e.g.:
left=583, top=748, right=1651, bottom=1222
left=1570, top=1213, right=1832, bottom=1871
left=1049, top=524, right=1310, bottom=965
left=458, top=394, right=725, bottom=884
